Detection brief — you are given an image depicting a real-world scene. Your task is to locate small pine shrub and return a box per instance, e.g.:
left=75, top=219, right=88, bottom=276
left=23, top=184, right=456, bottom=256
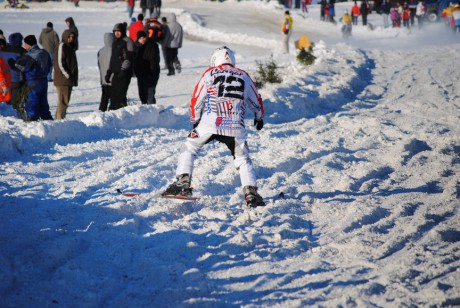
left=254, top=56, right=282, bottom=88
left=297, top=47, right=316, bottom=66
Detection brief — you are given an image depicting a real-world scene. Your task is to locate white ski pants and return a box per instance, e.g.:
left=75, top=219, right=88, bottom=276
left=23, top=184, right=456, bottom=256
left=176, top=132, right=257, bottom=187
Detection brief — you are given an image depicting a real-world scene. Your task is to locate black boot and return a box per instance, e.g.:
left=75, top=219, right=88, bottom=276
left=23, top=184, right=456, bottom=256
left=243, top=186, right=265, bottom=208
left=162, top=174, right=192, bottom=197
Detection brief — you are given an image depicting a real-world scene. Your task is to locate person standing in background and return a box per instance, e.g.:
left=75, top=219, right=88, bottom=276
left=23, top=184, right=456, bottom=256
left=39, top=22, right=59, bottom=82
left=106, top=23, right=135, bottom=110
left=9, top=35, right=53, bottom=121
left=97, top=32, right=114, bottom=112
left=351, top=1, right=360, bottom=25
left=0, top=32, right=26, bottom=113
left=65, top=17, right=79, bottom=51
left=129, top=13, right=145, bottom=42
left=281, top=10, right=293, bottom=54
left=53, top=30, right=78, bottom=120
left=0, top=39, right=12, bottom=104
left=133, top=31, right=160, bottom=105
left=164, top=13, right=183, bottom=76
left=127, top=0, right=135, bottom=19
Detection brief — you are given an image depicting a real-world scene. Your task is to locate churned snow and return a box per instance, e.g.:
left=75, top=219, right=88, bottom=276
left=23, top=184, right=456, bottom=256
left=0, top=0, right=459, bottom=306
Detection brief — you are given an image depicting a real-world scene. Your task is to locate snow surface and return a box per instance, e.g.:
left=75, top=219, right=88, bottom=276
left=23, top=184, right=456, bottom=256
left=1, top=0, right=459, bottom=306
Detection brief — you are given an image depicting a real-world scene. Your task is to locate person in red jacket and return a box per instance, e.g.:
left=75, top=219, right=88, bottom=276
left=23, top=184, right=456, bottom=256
left=351, top=1, right=360, bottom=25
left=402, top=2, right=411, bottom=28
left=129, top=14, right=145, bottom=42
left=0, top=48, right=12, bottom=103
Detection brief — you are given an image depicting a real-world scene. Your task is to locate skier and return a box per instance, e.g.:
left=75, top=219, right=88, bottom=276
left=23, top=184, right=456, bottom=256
left=162, top=46, right=266, bottom=208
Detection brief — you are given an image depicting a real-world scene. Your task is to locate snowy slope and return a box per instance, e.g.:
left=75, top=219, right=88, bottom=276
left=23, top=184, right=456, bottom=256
left=0, top=0, right=459, bottom=307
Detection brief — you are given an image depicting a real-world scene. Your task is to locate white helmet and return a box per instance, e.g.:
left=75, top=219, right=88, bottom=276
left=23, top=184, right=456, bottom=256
left=210, top=46, right=235, bottom=67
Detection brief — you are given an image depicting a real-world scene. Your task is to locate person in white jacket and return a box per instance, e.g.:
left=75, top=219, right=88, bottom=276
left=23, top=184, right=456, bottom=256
left=162, top=46, right=266, bottom=207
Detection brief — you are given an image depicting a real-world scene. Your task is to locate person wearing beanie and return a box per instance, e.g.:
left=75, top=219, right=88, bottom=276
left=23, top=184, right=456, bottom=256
left=65, top=17, right=79, bottom=51
left=129, top=13, right=145, bottom=42
left=106, top=22, right=135, bottom=110
left=0, top=32, right=26, bottom=113
left=53, top=30, right=78, bottom=120
left=8, top=34, right=53, bottom=121
left=133, top=30, right=160, bottom=105
left=39, top=21, right=59, bottom=82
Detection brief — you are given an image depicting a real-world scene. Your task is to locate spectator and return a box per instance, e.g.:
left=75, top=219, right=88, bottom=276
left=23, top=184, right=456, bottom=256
left=133, top=31, right=160, bottom=105
left=281, top=10, right=293, bottom=54
left=127, top=0, right=135, bottom=19
left=351, top=1, right=360, bottom=25
left=0, top=32, right=26, bottom=113
left=164, top=13, right=183, bottom=75
left=390, top=7, right=401, bottom=27
left=97, top=33, right=115, bottom=112
left=106, top=23, right=135, bottom=110
left=145, top=17, right=166, bottom=43
left=402, top=2, right=411, bottom=28
left=155, top=0, right=162, bottom=18
left=147, top=0, right=155, bottom=18
left=380, top=0, right=391, bottom=28
left=140, top=0, right=147, bottom=16
left=416, top=1, right=426, bottom=29
left=453, top=4, right=460, bottom=32
left=65, top=17, right=79, bottom=51
left=129, top=13, right=145, bottom=42
left=409, top=0, right=417, bottom=26
left=0, top=39, right=12, bottom=104
left=160, top=16, right=169, bottom=69
left=53, top=30, right=78, bottom=120
left=320, top=0, right=327, bottom=21
left=360, top=0, right=369, bottom=26
left=301, top=0, right=308, bottom=18
left=9, top=35, right=53, bottom=121
left=39, top=21, right=59, bottom=82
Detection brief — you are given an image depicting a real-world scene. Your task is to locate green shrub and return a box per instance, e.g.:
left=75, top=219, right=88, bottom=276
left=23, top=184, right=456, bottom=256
left=297, top=47, right=316, bottom=66
left=254, top=56, right=282, bottom=88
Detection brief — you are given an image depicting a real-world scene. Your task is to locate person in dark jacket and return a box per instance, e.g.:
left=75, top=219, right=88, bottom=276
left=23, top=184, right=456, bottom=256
left=9, top=35, right=53, bottom=121
left=53, top=30, right=78, bottom=120
left=134, top=31, right=160, bottom=105
left=360, top=0, right=369, bottom=26
left=0, top=32, right=26, bottom=113
left=39, top=22, right=59, bottom=82
left=106, top=23, right=135, bottom=110
left=97, top=32, right=115, bottom=112
left=65, top=17, right=79, bottom=51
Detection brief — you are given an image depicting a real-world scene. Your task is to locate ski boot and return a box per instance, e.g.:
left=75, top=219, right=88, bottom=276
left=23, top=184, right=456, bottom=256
left=161, top=174, right=193, bottom=197
left=243, top=186, right=265, bottom=208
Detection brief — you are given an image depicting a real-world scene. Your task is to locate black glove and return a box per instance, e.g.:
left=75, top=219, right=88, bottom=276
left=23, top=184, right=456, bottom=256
left=254, top=119, right=264, bottom=131
left=284, top=29, right=289, bottom=35
left=104, top=71, right=112, bottom=84
left=8, top=58, right=16, bottom=68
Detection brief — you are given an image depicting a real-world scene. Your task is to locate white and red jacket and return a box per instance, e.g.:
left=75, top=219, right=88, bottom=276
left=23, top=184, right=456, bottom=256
left=190, top=64, right=264, bottom=139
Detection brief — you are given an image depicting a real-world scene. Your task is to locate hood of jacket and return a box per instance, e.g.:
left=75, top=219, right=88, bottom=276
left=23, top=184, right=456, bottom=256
left=169, top=13, right=177, bottom=23
left=65, top=17, right=76, bottom=27
left=42, top=27, right=54, bottom=34
left=104, top=32, right=115, bottom=47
